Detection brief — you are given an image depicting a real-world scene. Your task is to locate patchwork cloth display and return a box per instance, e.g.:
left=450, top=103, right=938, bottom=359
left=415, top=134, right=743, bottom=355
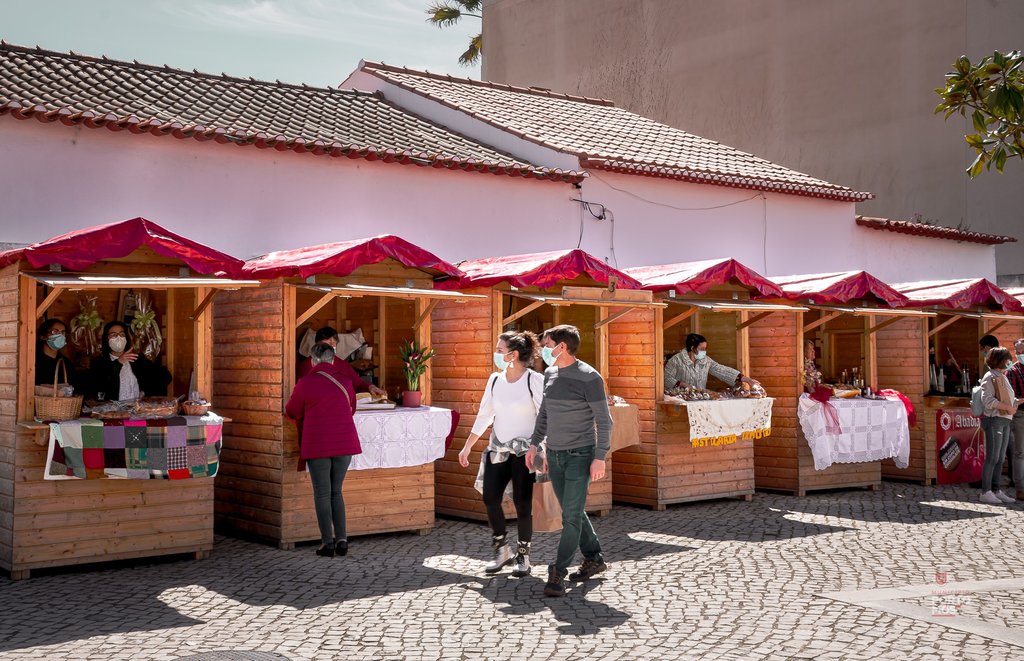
left=684, top=398, right=774, bottom=447
left=798, top=394, right=910, bottom=471
left=351, top=406, right=454, bottom=471
left=44, top=414, right=223, bottom=480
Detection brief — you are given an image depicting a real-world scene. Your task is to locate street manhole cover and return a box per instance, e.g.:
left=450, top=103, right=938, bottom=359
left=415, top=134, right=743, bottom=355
left=177, top=653, right=290, bottom=661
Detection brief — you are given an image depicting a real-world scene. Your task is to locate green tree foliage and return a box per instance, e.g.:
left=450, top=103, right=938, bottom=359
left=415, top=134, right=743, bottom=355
left=426, top=0, right=482, bottom=66
left=935, top=50, right=1024, bottom=177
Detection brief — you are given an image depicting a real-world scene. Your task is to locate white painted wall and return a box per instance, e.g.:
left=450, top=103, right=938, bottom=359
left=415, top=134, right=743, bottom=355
left=573, top=170, right=996, bottom=281
left=0, top=114, right=997, bottom=283
left=0, top=117, right=577, bottom=261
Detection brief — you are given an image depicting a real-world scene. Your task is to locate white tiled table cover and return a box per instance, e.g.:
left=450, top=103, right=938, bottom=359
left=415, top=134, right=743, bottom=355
left=351, top=406, right=452, bottom=471
left=798, top=394, right=910, bottom=470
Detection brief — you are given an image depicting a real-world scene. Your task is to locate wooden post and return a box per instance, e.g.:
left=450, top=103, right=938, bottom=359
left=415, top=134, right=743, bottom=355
left=866, top=314, right=878, bottom=390
left=597, top=307, right=610, bottom=376
left=416, top=297, right=432, bottom=405
left=378, top=297, right=387, bottom=392
left=18, top=272, right=36, bottom=421
left=655, top=306, right=665, bottom=400
left=283, top=281, right=297, bottom=397
left=165, top=289, right=176, bottom=390
left=193, top=287, right=212, bottom=397
left=737, top=311, right=750, bottom=376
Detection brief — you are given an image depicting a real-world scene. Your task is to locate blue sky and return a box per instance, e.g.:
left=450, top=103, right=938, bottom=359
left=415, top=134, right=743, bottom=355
left=2, top=0, right=481, bottom=87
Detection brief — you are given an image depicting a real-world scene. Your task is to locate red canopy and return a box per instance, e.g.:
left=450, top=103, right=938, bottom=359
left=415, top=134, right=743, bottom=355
left=441, top=249, right=641, bottom=290
left=242, top=235, right=463, bottom=280
left=768, top=271, right=909, bottom=307
left=891, top=279, right=1024, bottom=312
left=624, top=258, right=782, bottom=297
left=0, top=217, right=243, bottom=276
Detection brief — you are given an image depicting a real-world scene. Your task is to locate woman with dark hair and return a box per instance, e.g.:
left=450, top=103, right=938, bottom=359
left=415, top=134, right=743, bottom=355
left=458, top=330, right=544, bottom=577
left=665, top=332, right=760, bottom=390
left=36, top=318, right=70, bottom=386
left=286, top=342, right=361, bottom=557
left=978, top=346, right=1023, bottom=504
left=85, top=321, right=171, bottom=401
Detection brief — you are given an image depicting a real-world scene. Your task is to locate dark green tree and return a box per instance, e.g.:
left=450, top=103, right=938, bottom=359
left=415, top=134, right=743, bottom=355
left=426, top=0, right=482, bottom=66
left=935, top=50, right=1024, bottom=177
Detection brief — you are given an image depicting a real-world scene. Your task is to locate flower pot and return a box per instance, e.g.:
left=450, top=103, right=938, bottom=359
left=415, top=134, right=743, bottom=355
left=402, top=390, right=422, bottom=408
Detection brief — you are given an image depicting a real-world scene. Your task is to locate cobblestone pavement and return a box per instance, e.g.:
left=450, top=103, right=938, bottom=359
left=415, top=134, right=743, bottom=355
left=2, top=482, right=1024, bottom=660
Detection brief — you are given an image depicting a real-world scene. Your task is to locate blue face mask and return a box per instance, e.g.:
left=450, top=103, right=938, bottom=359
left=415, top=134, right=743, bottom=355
left=541, top=346, right=559, bottom=367
left=694, top=350, right=707, bottom=361
left=1018, top=354, right=1024, bottom=365
left=46, top=334, right=66, bottom=350
left=493, top=351, right=511, bottom=370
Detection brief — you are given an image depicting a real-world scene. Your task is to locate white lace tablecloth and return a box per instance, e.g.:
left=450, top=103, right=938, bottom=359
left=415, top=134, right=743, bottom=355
left=663, top=398, right=774, bottom=446
left=798, top=394, right=910, bottom=470
left=351, top=406, right=452, bottom=471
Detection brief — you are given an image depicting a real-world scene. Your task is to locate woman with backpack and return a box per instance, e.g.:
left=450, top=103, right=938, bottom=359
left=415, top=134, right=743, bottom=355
left=458, top=331, right=544, bottom=577
left=978, top=347, right=1024, bottom=504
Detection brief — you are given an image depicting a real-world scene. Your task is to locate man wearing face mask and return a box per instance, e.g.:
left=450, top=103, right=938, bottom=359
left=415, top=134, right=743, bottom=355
left=525, top=324, right=612, bottom=598
left=664, top=333, right=760, bottom=390
left=1006, top=339, right=1024, bottom=501
left=36, top=318, right=70, bottom=386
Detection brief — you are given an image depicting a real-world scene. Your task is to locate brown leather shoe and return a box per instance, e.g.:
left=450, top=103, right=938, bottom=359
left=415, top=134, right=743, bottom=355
left=1016, top=491, right=1024, bottom=501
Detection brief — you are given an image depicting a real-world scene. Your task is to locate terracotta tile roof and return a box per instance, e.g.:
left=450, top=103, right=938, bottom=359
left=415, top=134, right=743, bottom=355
left=856, top=216, right=1017, bottom=245
left=359, top=61, right=872, bottom=202
left=0, top=42, right=584, bottom=184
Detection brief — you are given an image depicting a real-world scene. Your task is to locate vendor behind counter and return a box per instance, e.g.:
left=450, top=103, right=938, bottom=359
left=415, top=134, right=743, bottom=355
left=35, top=318, right=74, bottom=386
left=665, top=332, right=760, bottom=390
left=84, top=320, right=171, bottom=401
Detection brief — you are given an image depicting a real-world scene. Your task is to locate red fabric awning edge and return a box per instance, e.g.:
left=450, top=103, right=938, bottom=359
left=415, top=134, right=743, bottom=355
left=623, top=258, right=783, bottom=297
left=437, top=249, right=642, bottom=290
left=766, top=271, right=910, bottom=307
left=242, top=235, right=464, bottom=280
left=891, top=279, right=1024, bottom=312
left=0, top=217, right=244, bottom=276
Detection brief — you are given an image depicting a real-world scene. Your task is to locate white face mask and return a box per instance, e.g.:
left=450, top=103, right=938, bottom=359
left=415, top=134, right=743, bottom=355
left=109, top=336, right=127, bottom=353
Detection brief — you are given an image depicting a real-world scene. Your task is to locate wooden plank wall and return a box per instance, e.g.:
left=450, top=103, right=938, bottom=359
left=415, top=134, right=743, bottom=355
left=749, top=311, right=800, bottom=491
left=655, top=408, right=755, bottom=506
left=878, top=318, right=931, bottom=483
left=212, top=283, right=286, bottom=542
left=608, top=309, right=658, bottom=506
left=0, top=264, right=18, bottom=571
left=432, top=292, right=495, bottom=520
left=698, top=311, right=739, bottom=387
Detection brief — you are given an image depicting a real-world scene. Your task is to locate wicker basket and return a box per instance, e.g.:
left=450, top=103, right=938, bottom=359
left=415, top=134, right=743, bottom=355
left=35, top=361, right=83, bottom=421
left=181, top=401, right=210, bottom=416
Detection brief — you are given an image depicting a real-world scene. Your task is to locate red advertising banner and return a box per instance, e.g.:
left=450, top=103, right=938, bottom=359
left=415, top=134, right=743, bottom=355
left=935, top=407, right=985, bottom=485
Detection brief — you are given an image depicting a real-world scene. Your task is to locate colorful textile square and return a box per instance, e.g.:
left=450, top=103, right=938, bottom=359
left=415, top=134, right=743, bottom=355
left=44, top=414, right=223, bottom=480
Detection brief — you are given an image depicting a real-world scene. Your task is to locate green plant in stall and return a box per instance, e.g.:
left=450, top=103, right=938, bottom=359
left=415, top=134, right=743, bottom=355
left=399, top=339, right=436, bottom=392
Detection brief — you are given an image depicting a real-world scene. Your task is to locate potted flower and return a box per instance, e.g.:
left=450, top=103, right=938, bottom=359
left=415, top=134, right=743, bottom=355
left=399, top=339, right=435, bottom=407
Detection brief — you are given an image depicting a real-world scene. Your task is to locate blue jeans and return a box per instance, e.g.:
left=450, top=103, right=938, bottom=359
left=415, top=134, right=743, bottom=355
left=981, top=417, right=1011, bottom=493
left=307, top=455, right=353, bottom=545
left=547, top=446, right=602, bottom=576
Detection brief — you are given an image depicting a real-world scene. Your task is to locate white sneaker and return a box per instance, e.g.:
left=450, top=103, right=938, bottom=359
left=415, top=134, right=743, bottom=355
left=980, top=491, right=1002, bottom=505
left=994, top=490, right=1016, bottom=503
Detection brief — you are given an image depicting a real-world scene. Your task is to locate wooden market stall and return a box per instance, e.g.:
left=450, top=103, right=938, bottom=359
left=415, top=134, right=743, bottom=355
left=214, top=235, right=477, bottom=548
left=431, top=249, right=659, bottom=521
left=0, top=218, right=256, bottom=579
left=619, top=258, right=797, bottom=509
left=752, top=271, right=930, bottom=496
left=881, top=279, right=1024, bottom=484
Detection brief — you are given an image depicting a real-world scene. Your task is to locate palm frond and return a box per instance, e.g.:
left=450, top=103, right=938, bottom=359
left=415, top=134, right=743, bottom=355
left=459, top=33, right=482, bottom=66
left=426, top=3, right=464, bottom=27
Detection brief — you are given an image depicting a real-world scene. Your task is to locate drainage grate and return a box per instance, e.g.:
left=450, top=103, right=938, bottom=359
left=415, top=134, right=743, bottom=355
left=177, top=653, right=290, bottom=661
